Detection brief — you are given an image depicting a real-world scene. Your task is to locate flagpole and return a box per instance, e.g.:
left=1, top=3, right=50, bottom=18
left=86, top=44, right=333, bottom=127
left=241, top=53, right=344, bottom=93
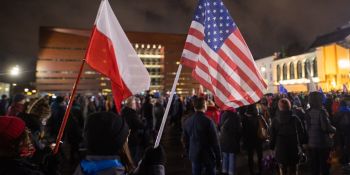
left=154, top=64, right=183, bottom=148
left=53, top=59, right=86, bottom=154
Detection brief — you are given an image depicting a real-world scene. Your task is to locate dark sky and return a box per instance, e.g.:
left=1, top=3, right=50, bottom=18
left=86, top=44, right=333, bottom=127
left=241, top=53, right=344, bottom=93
left=1, top=0, right=350, bottom=82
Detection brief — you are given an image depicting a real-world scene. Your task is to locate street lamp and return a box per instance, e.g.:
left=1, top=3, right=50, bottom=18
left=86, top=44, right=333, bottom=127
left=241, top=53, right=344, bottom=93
left=10, top=65, right=20, bottom=76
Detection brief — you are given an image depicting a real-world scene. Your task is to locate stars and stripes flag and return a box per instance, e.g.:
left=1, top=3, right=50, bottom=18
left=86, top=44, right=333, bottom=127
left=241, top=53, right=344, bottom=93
left=181, top=0, right=267, bottom=109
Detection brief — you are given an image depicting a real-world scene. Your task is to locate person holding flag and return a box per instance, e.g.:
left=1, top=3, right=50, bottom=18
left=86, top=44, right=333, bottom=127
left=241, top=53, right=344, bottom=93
left=181, top=0, right=267, bottom=174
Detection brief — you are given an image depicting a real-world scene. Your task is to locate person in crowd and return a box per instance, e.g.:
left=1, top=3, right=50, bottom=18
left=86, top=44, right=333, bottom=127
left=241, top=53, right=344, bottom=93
left=153, top=98, right=165, bottom=132
left=241, top=103, right=263, bottom=175
left=324, top=94, right=333, bottom=117
left=334, top=99, right=350, bottom=166
left=332, top=97, right=340, bottom=117
left=306, top=91, right=336, bottom=175
left=0, top=94, right=9, bottom=116
left=7, top=94, right=26, bottom=117
left=0, top=116, right=45, bottom=175
left=183, top=97, right=221, bottom=175
left=74, top=112, right=165, bottom=175
left=141, top=96, right=153, bottom=138
left=270, top=98, right=305, bottom=175
left=46, top=96, right=66, bottom=141
left=170, top=96, right=184, bottom=129
left=122, top=97, right=145, bottom=164
left=205, top=100, right=220, bottom=126
left=219, top=108, right=241, bottom=175
left=87, top=96, right=97, bottom=115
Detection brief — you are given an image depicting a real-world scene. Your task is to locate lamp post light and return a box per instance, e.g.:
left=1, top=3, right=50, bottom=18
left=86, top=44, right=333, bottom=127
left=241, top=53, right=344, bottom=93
left=10, top=65, right=20, bottom=77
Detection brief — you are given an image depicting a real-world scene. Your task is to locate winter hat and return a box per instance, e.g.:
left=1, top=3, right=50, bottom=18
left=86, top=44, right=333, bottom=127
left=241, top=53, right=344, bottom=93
left=13, top=94, right=25, bottom=103
left=0, top=116, right=26, bottom=144
left=86, top=112, right=129, bottom=155
left=278, top=98, right=291, bottom=111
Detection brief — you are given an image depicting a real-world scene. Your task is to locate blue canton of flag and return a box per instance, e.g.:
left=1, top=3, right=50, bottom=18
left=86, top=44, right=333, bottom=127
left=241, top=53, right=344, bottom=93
left=194, top=0, right=236, bottom=51
left=279, top=84, right=288, bottom=94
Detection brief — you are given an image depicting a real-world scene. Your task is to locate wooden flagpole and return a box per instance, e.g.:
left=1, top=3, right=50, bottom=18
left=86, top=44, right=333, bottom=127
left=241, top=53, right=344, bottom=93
left=53, top=59, right=86, bottom=154
left=154, top=64, right=183, bottom=148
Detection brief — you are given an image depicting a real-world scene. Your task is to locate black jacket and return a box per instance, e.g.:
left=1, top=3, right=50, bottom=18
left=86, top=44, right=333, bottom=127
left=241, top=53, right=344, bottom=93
left=122, top=107, right=145, bottom=146
left=241, top=111, right=262, bottom=149
left=270, top=111, right=304, bottom=165
left=183, top=111, right=221, bottom=163
left=0, top=158, right=44, bottom=175
left=219, top=110, right=241, bottom=154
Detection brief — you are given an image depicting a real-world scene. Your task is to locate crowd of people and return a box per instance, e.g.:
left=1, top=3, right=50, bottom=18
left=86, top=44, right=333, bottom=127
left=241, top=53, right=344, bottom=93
left=0, top=90, right=350, bottom=175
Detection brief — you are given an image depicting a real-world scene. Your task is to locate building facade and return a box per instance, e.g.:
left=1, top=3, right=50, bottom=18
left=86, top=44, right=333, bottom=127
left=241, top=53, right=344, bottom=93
left=36, top=27, right=199, bottom=95
left=255, top=55, right=275, bottom=93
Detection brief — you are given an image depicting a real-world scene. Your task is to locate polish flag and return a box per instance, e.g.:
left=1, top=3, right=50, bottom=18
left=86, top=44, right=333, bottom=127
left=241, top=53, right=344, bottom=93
left=86, top=0, right=150, bottom=112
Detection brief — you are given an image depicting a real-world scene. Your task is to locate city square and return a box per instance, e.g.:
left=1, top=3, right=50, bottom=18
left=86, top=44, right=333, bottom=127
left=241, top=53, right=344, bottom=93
left=1, top=0, right=350, bottom=175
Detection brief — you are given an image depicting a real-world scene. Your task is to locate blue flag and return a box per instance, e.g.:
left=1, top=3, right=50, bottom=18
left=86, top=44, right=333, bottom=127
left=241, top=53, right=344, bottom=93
left=319, top=88, right=326, bottom=104
left=279, top=84, right=288, bottom=94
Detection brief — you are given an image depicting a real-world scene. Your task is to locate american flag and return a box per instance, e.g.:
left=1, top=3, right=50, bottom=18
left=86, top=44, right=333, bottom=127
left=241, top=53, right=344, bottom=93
left=181, top=0, right=267, bottom=109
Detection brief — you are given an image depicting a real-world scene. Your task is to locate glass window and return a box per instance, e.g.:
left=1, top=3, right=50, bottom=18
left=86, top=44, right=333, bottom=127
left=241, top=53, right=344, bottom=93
left=313, top=59, right=318, bottom=77
left=304, top=60, right=311, bottom=78
left=290, top=62, right=295, bottom=79
left=297, top=61, right=302, bottom=79
left=283, top=63, right=288, bottom=80
left=276, top=65, right=281, bottom=82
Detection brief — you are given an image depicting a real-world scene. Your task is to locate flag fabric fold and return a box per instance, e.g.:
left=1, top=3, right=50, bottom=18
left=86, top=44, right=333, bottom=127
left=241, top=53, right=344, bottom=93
left=85, top=0, right=150, bottom=111
left=181, top=0, right=267, bottom=109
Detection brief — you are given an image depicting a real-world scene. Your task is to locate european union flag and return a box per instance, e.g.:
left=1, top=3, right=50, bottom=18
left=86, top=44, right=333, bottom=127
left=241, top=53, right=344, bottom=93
left=279, top=84, right=288, bottom=94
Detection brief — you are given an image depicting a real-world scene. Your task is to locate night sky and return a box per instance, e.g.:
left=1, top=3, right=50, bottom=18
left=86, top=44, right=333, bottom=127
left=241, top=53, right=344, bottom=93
left=1, top=0, right=350, bottom=82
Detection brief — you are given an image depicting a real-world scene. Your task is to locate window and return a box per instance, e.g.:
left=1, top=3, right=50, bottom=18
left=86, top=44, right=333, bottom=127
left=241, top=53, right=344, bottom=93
left=304, top=60, right=311, bottom=78
left=313, top=59, right=318, bottom=77
left=297, top=61, right=302, bottom=79
left=290, top=62, right=295, bottom=79
left=276, top=65, right=281, bottom=82
left=283, top=64, right=288, bottom=80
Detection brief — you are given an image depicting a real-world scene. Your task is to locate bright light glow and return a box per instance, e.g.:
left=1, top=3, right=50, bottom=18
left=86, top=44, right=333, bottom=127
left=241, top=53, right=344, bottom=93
left=147, top=44, right=150, bottom=49
left=24, top=88, right=29, bottom=92
left=158, top=45, right=162, bottom=49
left=135, top=44, right=139, bottom=48
left=12, top=83, right=17, bottom=86
left=331, top=80, right=336, bottom=87
left=260, top=67, right=266, bottom=72
left=153, top=44, right=156, bottom=49
left=52, top=95, right=57, bottom=99
left=10, top=65, right=20, bottom=76
left=141, top=44, right=144, bottom=48
left=138, top=54, right=164, bottom=58
left=32, top=90, right=37, bottom=93
left=176, top=61, right=180, bottom=65
left=338, top=59, right=350, bottom=69
left=26, top=92, right=32, bottom=95
left=5, top=88, right=9, bottom=91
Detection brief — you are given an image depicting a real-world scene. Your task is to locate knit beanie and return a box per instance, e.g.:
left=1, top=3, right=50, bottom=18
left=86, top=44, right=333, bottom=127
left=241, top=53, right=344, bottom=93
left=86, top=112, right=129, bottom=155
left=278, top=98, right=291, bottom=111
left=0, top=116, right=26, bottom=145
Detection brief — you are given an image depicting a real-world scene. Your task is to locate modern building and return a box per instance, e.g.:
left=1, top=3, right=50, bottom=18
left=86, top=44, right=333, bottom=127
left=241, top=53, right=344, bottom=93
left=36, top=27, right=199, bottom=96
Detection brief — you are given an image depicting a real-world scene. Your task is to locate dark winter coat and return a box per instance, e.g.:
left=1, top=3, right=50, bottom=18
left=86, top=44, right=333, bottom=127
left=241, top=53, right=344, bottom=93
left=219, top=110, right=241, bottom=154
left=270, top=111, right=304, bottom=165
left=241, top=108, right=262, bottom=150
left=47, top=102, right=66, bottom=139
left=153, top=103, right=164, bottom=131
left=183, top=111, right=221, bottom=164
left=0, top=158, right=44, bottom=175
left=334, top=106, right=350, bottom=147
left=122, top=106, right=145, bottom=146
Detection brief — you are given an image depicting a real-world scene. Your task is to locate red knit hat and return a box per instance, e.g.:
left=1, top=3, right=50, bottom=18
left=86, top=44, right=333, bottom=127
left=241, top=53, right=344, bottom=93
left=0, top=116, right=26, bottom=143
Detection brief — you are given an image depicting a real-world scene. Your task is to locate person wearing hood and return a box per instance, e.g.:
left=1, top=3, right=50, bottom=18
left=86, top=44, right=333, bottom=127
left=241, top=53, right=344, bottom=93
left=306, top=91, right=336, bottom=175
left=7, top=94, right=26, bottom=117
left=270, top=98, right=305, bottom=175
left=241, top=103, right=263, bottom=175
left=0, top=116, right=44, bottom=175
left=219, top=108, right=241, bottom=175
left=334, top=99, right=350, bottom=166
left=74, top=112, right=166, bottom=175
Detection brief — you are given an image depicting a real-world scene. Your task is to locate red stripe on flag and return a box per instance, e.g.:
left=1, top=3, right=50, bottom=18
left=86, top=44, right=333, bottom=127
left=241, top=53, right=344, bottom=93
left=217, top=49, right=264, bottom=98
left=200, top=49, right=256, bottom=104
left=188, top=28, right=204, bottom=40
left=85, top=26, right=132, bottom=111
left=180, top=57, right=197, bottom=68
left=184, top=42, right=201, bottom=55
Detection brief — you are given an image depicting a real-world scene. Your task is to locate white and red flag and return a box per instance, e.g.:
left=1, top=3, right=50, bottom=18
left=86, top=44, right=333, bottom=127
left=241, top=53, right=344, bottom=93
left=86, top=0, right=150, bottom=112
left=181, top=0, right=267, bottom=109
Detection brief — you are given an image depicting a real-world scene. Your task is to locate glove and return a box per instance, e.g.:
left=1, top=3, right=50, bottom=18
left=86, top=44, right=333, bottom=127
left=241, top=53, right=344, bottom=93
left=141, top=145, right=166, bottom=166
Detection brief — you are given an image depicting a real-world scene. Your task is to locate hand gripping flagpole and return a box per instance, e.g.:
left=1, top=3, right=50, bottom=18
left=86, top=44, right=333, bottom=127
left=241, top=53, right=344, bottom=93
left=154, top=64, right=183, bottom=148
left=53, top=59, right=86, bottom=154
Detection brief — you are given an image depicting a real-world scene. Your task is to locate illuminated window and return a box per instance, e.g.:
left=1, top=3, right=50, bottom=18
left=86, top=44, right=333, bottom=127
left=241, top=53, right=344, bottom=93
left=290, top=62, right=295, bottom=79
left=297, top=61, right=302, bottom=79
left=276, top=65, right=281, bottom=82
left=304, top=60, right=311, bottom=78
left=282, top=63, right=287, bottom=80
left=313, top=59, right=318, bottom=77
